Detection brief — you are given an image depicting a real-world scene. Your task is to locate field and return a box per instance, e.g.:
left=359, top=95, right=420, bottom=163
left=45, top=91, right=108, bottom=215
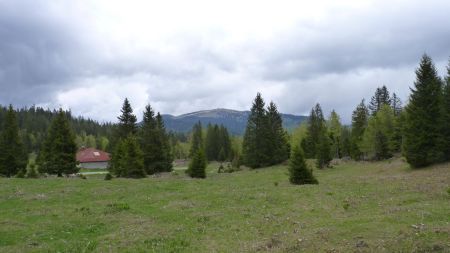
left=0, top=158, right=449, bottom=252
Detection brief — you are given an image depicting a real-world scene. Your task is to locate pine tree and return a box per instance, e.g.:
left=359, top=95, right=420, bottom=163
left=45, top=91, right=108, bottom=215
left=37, top=109, right=78, bottom=176
left=242, top=93, right=270, bottom=168
left=404, top=55, right=445, bottom=167
left=188, top=149, right=207, bottom=178
left=369, top=85, right=391, bottom=115
left=266, top=102, right=290, bottom=164
left=289, top=145, right=318, bottom=185
left=0, top=105, right=27, bottom=177
left=328, top=110, right=342, bottom=158
left=350, top=100, right=369, bottom=160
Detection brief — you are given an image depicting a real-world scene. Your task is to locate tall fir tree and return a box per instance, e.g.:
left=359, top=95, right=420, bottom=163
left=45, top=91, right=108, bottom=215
left=350, top=100, right=369, bottom=160
left=404, top=55, right=445, bottom=167
left=155, top=112, right=173, bottom=172
left=266, top=102, right=290, bottom=164
left=302, top=104, right=326, bottom=158
left=391, top=93, right=403, bottom=116
left=369, top=85, right=391, bottom=115
left=139, top=105, right=173, bottom=174
left=360, top=105, right=395, bottom=160
left=205, top=124, right=219, bottom=161
left=316, top=130, right=332, bottom=168
left=189, top=121, right=203, bottom=158
left=242, top=93, right=270, bottom=168
left=116, top=98, right=138, bottom=140
left=0, top=105, right=27, bottom=177
left=443, top=61, right=450, bottom=161
left=288, top=145, right=318, bottom=185
left=218, top=125, right=232, bottom=161
left=328, top=110, right=342, bottom=158
left=119, top=135, right=146, bottom=178
left=37, top=109, right=78, bottom=176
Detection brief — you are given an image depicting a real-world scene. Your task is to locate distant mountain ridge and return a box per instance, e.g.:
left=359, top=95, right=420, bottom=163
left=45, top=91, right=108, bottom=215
left=162, top=108, right=307, bottom=135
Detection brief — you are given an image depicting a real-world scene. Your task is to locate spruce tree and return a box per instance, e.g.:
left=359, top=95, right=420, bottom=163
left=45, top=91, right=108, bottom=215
left=328, top=110, right=342, bottom=158
left=360, top=105, right=395, bottom=160
left=205, top=124, right=219, bottom=161
left=189, top=121, right=203, bottom=158
left=218, top=125, right=232, bottom=161
left=120, top=135, right=146, bottom=178
left=289, top=145, right=318, bottom=185
left=109, top=139, right=126, bottom=176
left=350, top=100, right=369, bottom=160
left=391, top=93, right=403, bottom=116
left=116, top=98, right=138, bottom=140
left=266, top=102, right=290, bottom=164
left=443, top=62, right=450, bottom=161
left=404, top=55, right=445, bottom=167
left=242, top=93, right=270, bottom=168
left=316, top=131, right=332, bottom=168
left=188, top=149, right=207, bottom=178
left=302, top=104, right=326, bottom=158
left=155, top=112, right=173, bottom=172
left=0, top=105, right=27, bottom=177
left=369, top=85, right=391, bottom=115
left=139, top=104, right=159, bottom=174
left=37, top=109, right=78, bottom=176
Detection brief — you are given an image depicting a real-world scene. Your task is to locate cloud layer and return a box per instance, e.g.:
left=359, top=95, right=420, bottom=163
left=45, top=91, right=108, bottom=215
left=1, top=0, right=449, bottom=123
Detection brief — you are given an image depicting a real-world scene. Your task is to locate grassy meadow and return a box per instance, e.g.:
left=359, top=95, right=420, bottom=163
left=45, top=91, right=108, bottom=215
left=0, top=158, right=449, bottom=252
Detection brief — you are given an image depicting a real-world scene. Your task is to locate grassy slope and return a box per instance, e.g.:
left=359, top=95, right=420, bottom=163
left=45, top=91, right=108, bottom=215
left=0, top=159, right=449, bottom=252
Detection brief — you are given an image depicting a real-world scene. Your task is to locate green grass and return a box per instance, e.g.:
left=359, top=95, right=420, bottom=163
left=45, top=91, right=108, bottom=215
left=0, top=158, right=449, bottom=252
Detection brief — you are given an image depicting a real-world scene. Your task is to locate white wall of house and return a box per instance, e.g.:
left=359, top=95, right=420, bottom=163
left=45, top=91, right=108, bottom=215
left=79, top=162, right=109, bottom=169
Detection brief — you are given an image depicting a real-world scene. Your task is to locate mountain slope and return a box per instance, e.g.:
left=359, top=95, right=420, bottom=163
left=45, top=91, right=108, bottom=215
left=162, top=108, right=307, bottom=135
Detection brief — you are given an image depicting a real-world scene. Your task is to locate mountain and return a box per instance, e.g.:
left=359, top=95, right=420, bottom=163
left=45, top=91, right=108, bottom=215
left=162, top=108, right=307, bottom=135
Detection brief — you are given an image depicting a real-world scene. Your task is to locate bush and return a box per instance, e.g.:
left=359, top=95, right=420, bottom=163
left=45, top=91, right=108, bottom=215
left=26, top=163, right=39, bottom=178
left=218, top=164, right=224, bottom=173
left=104, top=173, right=112, bottom=180
left=15, top=169, right=25, bottom=178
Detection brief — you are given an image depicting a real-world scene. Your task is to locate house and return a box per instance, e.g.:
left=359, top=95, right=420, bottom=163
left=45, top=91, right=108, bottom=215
left=76, top=147, right=111, bottom=169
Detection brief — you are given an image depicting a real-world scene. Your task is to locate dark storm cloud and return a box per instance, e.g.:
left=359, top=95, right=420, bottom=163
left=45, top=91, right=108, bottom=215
left=0, top=0, right=449, bottom=122
left=260, top=1, right=450, bottom=81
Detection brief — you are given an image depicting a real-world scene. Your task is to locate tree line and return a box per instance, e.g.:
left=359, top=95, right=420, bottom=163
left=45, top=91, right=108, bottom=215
left=0, top=54, right=448, bottom=182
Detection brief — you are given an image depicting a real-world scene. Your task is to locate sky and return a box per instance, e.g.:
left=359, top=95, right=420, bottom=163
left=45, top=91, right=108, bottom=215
left=0, top=0, right=449, bottom=123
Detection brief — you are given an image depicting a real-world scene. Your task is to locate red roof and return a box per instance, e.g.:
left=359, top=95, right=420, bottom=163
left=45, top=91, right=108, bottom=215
left=76, top=148, right=111, bottom=163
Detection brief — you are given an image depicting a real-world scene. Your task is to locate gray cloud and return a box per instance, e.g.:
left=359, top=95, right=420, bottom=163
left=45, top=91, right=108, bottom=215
left=0, top=0, right=449, bottom=123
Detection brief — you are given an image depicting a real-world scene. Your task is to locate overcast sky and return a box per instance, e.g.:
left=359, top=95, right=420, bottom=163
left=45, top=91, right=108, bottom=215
left=1, top=0, right=449, bottom=123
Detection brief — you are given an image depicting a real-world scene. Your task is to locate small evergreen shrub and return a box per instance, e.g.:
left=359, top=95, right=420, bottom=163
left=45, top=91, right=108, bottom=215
left=104, top=173, right=112, bottom=180
left=26, top=163, right=39, bottom=178
left=15, top=169, right=25, bottom=178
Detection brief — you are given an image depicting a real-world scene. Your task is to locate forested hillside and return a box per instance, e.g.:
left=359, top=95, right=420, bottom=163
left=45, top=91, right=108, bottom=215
left=0, top=106, right=114, bottom=153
